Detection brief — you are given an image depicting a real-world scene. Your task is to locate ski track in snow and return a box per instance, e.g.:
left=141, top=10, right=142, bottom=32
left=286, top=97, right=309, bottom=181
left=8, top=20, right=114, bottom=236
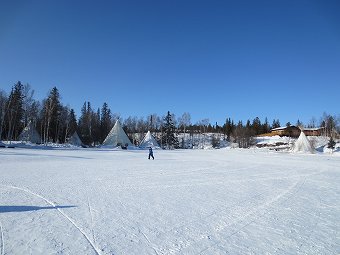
left=87, top=197, right=96, bottom=247
left=0, top=221, right=4, bottom=255
left=0, top=184, right=103, bottom=255
left=197, top=176, right=308, bottom=254
left=160, top=172, right=309, bottom=254
left=113, top=196, right=163, bottom=255
left=139, top=229, right=160, bottom=255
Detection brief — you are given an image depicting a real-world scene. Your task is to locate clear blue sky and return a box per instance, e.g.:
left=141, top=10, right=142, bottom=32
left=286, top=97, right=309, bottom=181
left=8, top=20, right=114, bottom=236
left=1, top=0, right=339, bottom=126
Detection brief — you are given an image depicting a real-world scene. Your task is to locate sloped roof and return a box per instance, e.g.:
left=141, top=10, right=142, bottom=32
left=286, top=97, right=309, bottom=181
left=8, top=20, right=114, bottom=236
left=271, top=125, right=299, bottom=131
left=139, top=131, right=160, bottom=149
left=67, top=131, right=83, bottom=146
left=18, top=121, right=41, bottom=144
left=291, top=131, right=314, bottom=153
left=102, top=120, right=132, bottom=147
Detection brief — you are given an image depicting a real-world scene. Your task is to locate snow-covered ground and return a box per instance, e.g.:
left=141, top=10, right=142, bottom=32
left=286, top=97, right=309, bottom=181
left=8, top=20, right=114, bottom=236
left=0, top=147, right=339, bottom=254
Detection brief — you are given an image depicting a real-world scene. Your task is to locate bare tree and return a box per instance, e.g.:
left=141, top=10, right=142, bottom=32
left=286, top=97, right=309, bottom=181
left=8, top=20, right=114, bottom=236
left=177, top=112, right=191, bottom=148
left=197, top=118, right=209, bottom=148
left=22, top=83, right=35, bottom=127
left=308, top=117, right=317, bottom=128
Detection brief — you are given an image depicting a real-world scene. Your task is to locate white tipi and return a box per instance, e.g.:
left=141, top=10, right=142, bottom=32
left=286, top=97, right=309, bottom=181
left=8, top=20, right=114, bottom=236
left=18, top=121, right=41, bottom=144
left=67, top=131, right=83, bottom=147
left=139, top=131, right=160, bottom=149
left=291, top=130, right=314, bottom=153
left=102, top=120, right=132, bottom=147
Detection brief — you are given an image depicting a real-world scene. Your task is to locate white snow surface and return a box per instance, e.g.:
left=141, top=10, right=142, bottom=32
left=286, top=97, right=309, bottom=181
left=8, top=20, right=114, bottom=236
left=0, top=147, right=339, bottom=254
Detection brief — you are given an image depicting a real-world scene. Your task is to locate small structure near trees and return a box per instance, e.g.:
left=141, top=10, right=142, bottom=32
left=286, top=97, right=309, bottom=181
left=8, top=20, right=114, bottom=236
left=102, top=120, right=133, bottom=148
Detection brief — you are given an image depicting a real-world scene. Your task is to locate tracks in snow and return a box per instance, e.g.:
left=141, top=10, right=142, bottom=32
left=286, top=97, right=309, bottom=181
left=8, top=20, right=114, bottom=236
left=0, top=221, right=4, bottom=255
left=0, top=184, right=103, bottom=255
left=87, top=196, right=97, bottom=248
left=197, top=176, right=307, bottom=254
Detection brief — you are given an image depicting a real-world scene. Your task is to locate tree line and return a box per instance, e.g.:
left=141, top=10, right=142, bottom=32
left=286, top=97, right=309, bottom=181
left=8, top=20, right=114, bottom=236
left=0, top=82, right=339, bottom=148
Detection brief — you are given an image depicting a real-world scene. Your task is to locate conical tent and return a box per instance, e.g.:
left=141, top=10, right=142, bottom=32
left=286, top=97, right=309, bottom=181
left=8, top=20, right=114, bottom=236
left=19, top=121, right=41, bottom=144
left=102, top=120, right=132, bottom=147
left=139, top=131, right=160, bottom=149
left=67, top=131, right=83, bottom=146
left=292, top=130, right=314, bottom=153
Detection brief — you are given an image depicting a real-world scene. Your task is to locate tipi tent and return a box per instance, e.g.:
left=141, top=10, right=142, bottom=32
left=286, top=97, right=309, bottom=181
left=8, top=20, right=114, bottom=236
left=291, top=130, right=314, bottom=153
left=139, top=131, right=160, bottom=149
left=102, top=120, right=132, bottom=147
left=67, top=131, right=83, bottom=147
left=18, top=121, right=41, bottom=144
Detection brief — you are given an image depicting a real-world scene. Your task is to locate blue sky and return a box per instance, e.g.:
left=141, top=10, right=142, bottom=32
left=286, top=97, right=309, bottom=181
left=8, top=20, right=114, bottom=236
left=1, top=0, right=339, bottom=126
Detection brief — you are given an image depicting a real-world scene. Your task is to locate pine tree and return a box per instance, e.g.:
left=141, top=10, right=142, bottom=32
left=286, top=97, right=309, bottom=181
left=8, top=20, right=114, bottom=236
left=224, top=118, right=234, bottom=141
left=262, top=117, right=270, bottom=134
left=272, top=119, right=280, bottom=129
left=68, top=109, right=78, bottom=134
left=161, top=111, right=179, bottom=149
left=0, top=89, right=7, bottom=140
left=5, top=82, right=25, bottom=141
left=91, top=108, right=101, bottom=145
left=100, top=102, right=112, bottom=143
left=252, top=117, right=261, bottom=135
left=327, top=137, right=336, bottom=151
left=42, top=87, right=62, bottom=143
left=78, top=102, right=93, bottom=145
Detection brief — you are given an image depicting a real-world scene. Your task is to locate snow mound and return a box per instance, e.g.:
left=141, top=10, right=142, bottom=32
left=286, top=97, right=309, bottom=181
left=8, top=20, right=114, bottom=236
left=291, top=131, right=314, bottom=153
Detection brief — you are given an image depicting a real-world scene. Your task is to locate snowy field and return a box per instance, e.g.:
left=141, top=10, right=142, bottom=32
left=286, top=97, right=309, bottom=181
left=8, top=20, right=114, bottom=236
left=0, top=147, right=339, bottom=255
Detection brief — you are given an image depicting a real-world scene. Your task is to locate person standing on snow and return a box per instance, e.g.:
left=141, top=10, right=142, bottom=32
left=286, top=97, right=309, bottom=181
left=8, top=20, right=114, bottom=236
left=148, top=147, right=154, bottom=160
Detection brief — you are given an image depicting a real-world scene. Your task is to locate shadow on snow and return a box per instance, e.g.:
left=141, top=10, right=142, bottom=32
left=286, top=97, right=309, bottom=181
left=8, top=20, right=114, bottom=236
left=0, top=205, right=76, bottom=213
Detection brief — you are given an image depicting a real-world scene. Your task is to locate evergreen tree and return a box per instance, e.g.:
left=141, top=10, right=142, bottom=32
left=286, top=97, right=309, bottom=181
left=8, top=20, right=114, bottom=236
left=161, top=111, right=179, bottom=149
left=327, top=137, right=336, bottom=151
left=100, top=102, right=112, bottom=143
left=5, top=82, right=25, bottom=141
left=91, top=108, right=101, bottom=145
left=296, top=119, right=303, bottom=128
left=272, top=119, right=280, bottom=129
left=42, top=87, right=62, bottom=143
left=252, top=117, right=261, bottom=135
left=68, top=109, right=78, bottom=134
left=262, top=117, right=270, bottom=134
left=78, top=102, right=93, bottom=145
left=224, top=118, right=234, bottom=141
left=0, top=89, right=8, bottom=140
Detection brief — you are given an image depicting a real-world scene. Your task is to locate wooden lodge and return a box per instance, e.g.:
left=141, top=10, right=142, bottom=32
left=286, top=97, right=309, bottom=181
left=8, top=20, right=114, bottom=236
left=271, top=126, right=301, bottom=137
left=260, top=126, right=325, bottom=138
left=303, top=127, right=325, bottom=136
